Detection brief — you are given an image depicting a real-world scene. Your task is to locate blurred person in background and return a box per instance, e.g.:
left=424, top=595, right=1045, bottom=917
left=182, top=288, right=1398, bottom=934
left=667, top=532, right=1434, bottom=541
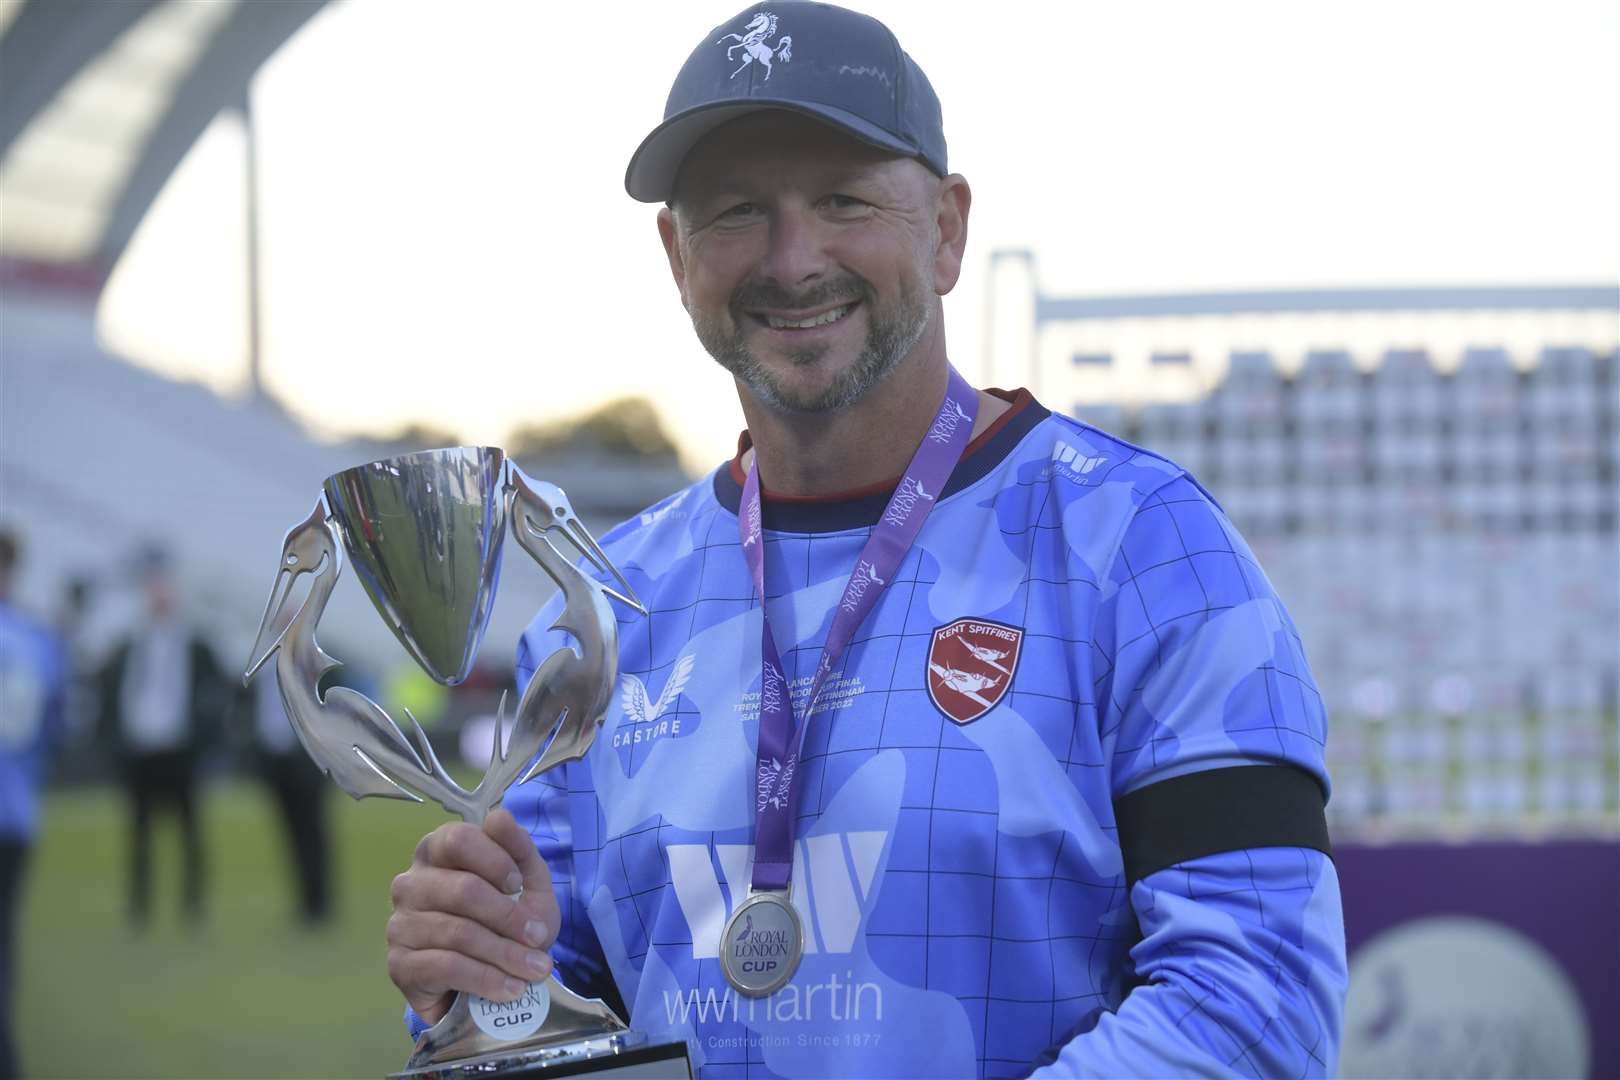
left=52, top=575, right=100, bottom=744
left=241, top=665, right=331, bottom=926
left=383, top=3, right=1346, bottom=1075
left=98, top=546, right=227, bottom=928
left=0, top=528, right=68, bottom=1080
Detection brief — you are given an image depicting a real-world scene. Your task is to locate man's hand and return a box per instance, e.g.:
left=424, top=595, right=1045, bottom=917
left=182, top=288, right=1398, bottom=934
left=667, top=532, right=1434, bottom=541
left=387, top=808, right=560, bottom=1025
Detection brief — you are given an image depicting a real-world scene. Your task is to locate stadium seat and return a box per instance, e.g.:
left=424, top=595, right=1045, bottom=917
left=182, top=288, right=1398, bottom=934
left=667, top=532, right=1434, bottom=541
left=1293, top=350, right=1364, bottom=431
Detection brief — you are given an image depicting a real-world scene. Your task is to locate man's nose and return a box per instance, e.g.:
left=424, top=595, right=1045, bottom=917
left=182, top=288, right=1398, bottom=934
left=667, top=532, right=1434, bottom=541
left=758, top=206, right=828, bottom=290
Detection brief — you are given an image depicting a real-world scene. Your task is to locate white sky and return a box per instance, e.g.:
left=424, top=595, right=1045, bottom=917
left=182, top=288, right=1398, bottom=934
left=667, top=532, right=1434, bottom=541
left=98, top=0, right=1620, bottom=472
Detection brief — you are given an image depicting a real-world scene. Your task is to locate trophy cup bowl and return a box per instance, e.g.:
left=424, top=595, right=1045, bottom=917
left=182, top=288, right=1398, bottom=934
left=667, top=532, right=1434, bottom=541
left=244, top=448, right=691, bottom=1078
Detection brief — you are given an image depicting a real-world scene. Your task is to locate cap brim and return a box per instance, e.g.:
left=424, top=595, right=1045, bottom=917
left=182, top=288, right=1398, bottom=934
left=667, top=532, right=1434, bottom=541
left=624, top=100, right=919, bottom=203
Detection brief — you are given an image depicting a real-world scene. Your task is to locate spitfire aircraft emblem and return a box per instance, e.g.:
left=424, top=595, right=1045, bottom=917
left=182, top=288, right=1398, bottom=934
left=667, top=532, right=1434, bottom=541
left=926, top=618, right=1024, bottom=724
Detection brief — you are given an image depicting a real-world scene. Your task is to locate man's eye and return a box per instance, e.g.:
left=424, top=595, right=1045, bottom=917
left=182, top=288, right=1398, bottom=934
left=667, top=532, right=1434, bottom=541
left=720, top=202, right=757, bottom=219
left=826, top=194, right=866, bottom=211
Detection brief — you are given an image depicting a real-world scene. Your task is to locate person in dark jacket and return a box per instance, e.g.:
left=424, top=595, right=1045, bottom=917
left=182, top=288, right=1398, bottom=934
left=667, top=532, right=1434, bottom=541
left=242, top=665, right=331, bottom=925
left=99, top=547, right=226, bottom=927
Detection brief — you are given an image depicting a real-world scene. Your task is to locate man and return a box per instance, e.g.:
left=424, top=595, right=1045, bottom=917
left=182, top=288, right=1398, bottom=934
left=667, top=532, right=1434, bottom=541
left=243, top=666, right=331, bottom=924
left=0, top=530, right=67, bottom=1079
left=387, top=4, right=1347, bottom=1075
left=99, top=547, right=226, bottom=926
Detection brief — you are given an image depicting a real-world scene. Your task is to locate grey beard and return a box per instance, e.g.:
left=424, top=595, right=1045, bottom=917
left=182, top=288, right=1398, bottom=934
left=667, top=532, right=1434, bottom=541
left=692, top=275, right=931, bottom=414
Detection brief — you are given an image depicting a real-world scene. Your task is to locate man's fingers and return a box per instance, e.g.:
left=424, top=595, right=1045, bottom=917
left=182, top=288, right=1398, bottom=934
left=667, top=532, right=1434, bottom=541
left=416, top=821, right=524, bottom=896
left=389, top=910, right=554, bottom=984
left=391, top=866, right=550, bottom=947
left=387, top=946, right=547, bottom=1010
left=484, top=809, right=561, bottom=944
left=484, top=809, right=548, bottom=891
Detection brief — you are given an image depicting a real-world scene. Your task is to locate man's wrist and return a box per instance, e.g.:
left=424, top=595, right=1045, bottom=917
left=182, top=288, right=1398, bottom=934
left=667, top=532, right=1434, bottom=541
left=404, top=1004, right=433, bottom=1040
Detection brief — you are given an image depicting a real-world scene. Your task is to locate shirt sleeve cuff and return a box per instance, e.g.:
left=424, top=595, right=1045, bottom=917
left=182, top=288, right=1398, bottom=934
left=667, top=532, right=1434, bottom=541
left=404, top=1004, right=433, bottom=1040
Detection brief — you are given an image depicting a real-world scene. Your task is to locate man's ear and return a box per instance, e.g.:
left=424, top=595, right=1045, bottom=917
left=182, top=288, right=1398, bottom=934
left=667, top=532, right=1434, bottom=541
left=931, top=174, right=971, bottom=296
left=657, top=207, right=689, bottom=310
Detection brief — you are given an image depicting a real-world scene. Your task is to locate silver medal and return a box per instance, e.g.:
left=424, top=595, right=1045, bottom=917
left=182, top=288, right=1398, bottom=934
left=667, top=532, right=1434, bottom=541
left=720, top=890, right=803, bottom=997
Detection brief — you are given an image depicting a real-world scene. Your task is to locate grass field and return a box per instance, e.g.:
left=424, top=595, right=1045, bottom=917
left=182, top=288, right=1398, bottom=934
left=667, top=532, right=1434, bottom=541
left=19, top=780, right=452, bottom=1078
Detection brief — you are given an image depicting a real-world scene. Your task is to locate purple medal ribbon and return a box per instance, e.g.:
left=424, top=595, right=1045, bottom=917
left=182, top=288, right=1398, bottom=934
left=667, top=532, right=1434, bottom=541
left=738, top=367, right=978, bottom=892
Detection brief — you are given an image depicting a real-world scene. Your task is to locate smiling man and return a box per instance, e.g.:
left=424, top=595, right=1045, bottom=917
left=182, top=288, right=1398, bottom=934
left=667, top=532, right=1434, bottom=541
left=385, top=4, right=1347, bottom=1076
left=656, top=111, right=986, bottom=498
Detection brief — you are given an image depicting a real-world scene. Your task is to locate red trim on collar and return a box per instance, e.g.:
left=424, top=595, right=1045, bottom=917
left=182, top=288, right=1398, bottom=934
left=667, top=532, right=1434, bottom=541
left=727, top=388, right=1034, bottom=504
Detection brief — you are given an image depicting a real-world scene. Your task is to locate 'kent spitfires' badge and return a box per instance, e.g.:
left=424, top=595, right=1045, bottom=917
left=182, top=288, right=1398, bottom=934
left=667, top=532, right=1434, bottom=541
left=926, top=618, right=1023, bottom=724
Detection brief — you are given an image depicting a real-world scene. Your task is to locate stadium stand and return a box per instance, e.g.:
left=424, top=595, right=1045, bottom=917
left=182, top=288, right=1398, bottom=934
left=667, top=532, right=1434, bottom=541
left=986, top=253, right=1620, bottom=839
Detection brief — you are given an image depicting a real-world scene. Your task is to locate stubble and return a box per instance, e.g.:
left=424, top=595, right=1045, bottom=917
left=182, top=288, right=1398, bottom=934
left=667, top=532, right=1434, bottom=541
left=691, top=272, right=931, bottom=414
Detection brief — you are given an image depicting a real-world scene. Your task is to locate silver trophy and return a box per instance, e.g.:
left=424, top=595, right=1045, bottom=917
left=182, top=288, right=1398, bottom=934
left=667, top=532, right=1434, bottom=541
left=244, top=448, right=690, bottom=1078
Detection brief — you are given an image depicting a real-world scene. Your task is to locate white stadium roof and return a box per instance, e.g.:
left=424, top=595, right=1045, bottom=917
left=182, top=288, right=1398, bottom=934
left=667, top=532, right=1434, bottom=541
left=0, top=0, right=328, bottom=275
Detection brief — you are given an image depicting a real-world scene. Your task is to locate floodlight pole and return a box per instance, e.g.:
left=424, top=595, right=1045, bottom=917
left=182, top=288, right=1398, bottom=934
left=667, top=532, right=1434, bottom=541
left=238, top=85, right=265, bottom=403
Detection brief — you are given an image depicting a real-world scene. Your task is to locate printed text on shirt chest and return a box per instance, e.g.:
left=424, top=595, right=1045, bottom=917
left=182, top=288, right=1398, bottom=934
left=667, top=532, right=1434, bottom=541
left=734, top=672, right=867, bottom=722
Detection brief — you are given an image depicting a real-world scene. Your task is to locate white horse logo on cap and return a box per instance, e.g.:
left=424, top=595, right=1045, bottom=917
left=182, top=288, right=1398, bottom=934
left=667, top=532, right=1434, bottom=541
left=717, top=12, right=793, bottom=81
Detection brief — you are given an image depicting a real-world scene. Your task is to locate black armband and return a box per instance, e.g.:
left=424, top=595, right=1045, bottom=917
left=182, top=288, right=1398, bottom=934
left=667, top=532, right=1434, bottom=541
left=1113, top=765, right=1332, bottom=887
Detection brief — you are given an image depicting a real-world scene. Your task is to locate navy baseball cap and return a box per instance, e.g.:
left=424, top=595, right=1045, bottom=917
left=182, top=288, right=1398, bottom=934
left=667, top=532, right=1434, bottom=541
left=625, top=2, right=947, bottom=203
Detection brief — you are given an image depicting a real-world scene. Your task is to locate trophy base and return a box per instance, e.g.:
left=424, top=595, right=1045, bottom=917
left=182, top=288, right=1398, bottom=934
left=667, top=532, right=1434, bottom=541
left=395, top=976, right=691, bottom=1079
left=390, top=1030, right=693, bottom=1079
